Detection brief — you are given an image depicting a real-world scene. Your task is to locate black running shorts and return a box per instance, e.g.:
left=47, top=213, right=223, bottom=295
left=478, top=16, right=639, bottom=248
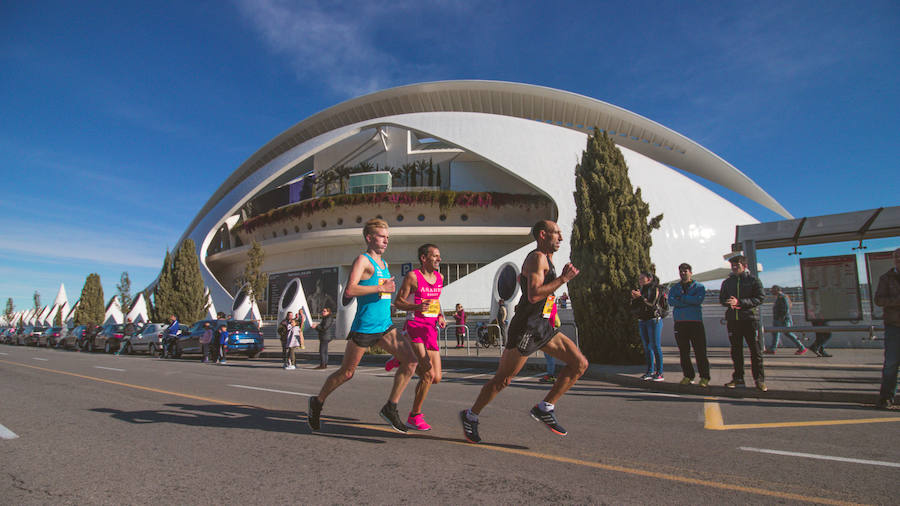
left=347, top=325, right=396, bottom=348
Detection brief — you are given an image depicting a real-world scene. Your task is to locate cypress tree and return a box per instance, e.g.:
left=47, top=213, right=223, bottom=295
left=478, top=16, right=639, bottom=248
left=74, top=273, right=105, bottom=325
left=153, top=250, right=175, bottom=322
left=33, top=291, right=41, bottom=312
left=53, top=309, right=62, bottom=326
left=117, top=272, right=132, bottom=318
left=569, top=130, right=663, bottom=364
left=170, top=239, right=208, bottom=323
left=243, top=240, right=268, bottom=305
left=5, top=298, right=14, bottom=323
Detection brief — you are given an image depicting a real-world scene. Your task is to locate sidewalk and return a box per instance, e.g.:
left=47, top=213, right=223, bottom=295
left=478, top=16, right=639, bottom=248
left=263, top=339, right=886, bottom=406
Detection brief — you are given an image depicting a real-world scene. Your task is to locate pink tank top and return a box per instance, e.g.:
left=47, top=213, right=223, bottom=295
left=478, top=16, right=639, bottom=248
left=413, top=269, right=443, bottom=322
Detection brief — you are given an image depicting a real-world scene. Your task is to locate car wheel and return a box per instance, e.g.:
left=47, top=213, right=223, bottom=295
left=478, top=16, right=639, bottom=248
left=124, top=342, right=132, bottom=355
left=173, top=345, right=182, bottom=359
left=149, top=344, right=157, bottom=357
left=104, top=341, right=111, bottom=354
left=248, top=352, right=260, bottom=359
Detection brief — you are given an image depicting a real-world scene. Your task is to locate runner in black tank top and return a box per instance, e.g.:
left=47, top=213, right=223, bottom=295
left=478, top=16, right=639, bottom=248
left=506, top=250, right=561, bottom=355
left=460, top=220, right=590, bottom=444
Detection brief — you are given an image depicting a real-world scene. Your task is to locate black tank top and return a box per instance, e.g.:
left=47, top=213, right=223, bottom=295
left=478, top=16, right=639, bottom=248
left=513, top=250, right=557, bottom=317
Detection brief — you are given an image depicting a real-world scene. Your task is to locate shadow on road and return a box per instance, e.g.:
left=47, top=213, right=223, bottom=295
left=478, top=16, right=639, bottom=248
left=90, top=403, right=529, bottom=450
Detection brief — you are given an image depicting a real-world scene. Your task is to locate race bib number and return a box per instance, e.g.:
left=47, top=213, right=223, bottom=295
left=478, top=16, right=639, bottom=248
left=422, top=299, right=440, bottom=318
left=378, top=278, right=391, bottom=299
left=541, top=295, right=556, bottom=319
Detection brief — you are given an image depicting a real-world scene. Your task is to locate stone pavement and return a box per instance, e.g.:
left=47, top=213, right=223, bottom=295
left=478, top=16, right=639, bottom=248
left=260, top=338, right=888, bottom=407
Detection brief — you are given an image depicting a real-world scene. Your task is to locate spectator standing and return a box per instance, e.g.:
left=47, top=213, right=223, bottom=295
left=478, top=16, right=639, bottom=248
left=284, top=318, right=301, bottom=370
left=496, top=299, right=508, bottom=343
left=278, top=312, right=293, bottom=367
left=115, top=318, right=136, bottom=356
left=873, top=247, right=900, bottom=410
left=199, top=322, right=213, bottom=363
left=668, top=263, right=710, bottom=387
left=631, top=272, right=664, bottom=381
left=216, top=324, right=229, bottom=364
left=453, top=304, right=466, bottom=348
left=311, top=306, right=334, bottom=369
left=558, top=292, right=569, bottom=309
left=765, top=285, right=807, bottom=355
left=163, top=315, right=179, bottom=359
left=719, top=255, right=767, bottom=391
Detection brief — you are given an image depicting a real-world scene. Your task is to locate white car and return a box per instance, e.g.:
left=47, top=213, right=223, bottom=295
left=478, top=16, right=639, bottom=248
left=128, top=323, right=169, bottom=355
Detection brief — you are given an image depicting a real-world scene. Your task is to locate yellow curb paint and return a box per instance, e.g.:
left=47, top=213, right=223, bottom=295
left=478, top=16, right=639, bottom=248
left=0, top=359, right=867, bottom=505
left=704, top=400, right=900, bottom=431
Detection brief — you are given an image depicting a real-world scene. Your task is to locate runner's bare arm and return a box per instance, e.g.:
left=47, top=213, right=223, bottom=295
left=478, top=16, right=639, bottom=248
left=524, top=253, right=580, bottom=303
left=393, top=271, right=424, bottom=312
left=343, top=254, right=394, bottom=297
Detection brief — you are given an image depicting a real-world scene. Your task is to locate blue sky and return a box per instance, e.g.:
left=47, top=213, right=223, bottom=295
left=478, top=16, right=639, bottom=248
left=2, top=0, right=898, bottom=311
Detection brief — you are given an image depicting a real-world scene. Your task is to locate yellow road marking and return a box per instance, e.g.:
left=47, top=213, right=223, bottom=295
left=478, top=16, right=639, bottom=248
left=704, top=401, right=900, bottom=430
left=0, top=359, right=866, bottom=505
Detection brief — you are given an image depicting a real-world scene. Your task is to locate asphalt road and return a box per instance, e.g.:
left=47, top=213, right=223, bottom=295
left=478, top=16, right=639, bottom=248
left=1, top=345, right=897, bottom=505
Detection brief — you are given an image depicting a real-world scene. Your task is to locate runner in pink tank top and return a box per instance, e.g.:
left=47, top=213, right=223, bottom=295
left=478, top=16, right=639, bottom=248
left=392, top=243, right=446, bottom=430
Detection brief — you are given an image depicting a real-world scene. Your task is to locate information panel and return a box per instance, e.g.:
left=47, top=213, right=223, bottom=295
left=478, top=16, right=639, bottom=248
left=799, top=255, right=862, bottom=322
left=267, top=267, right=338, bottom=317
left=865, top=251, right=896, bottom=320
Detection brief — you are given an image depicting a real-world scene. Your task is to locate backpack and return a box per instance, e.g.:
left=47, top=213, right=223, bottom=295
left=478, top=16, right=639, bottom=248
left=656, top=286, right=670, bottom=319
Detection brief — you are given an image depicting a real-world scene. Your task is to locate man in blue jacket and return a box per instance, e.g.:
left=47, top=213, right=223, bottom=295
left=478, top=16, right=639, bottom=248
left=163, top=315, right=179, bottom=359
left=669, top=263, right=710, bottom=387
left=719, top=255, right=767, bottom=391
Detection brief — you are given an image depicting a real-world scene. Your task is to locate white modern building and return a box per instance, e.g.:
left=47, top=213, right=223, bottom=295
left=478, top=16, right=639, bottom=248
left=174, top=81, right=790, bottom=334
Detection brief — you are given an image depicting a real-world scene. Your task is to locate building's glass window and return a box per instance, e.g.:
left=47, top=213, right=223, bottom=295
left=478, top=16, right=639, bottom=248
left=348, top=171, right=392, bottom=194
left=439, top=263, right=486, bottom=284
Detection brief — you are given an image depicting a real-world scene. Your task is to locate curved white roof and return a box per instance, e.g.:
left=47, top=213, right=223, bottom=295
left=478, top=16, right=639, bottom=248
left=185, top=80, right=790, bottom=237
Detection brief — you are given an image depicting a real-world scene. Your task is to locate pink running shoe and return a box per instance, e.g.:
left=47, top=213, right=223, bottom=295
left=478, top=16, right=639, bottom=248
left=385, top=357, right=400, bottom=372
left=406, top=412, right=431, bottom=431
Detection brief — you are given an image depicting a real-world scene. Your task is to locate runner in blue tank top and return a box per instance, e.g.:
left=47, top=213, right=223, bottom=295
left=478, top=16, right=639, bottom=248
left=307, top=218, right=418, bottom=434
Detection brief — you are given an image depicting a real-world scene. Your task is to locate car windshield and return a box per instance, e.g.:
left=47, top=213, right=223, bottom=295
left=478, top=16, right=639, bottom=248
left=51, top=327, right=62, bottom=332
left=226, top=321, right=259, bottom=332
left=34, top=327, right=47, bottom=332
left=112, top=324, right=125, bottom=332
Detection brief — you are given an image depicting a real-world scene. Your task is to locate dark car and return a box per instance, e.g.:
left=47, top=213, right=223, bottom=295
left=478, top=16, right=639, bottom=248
left=25, top=326, right=48, bottom=346
left=43, top=326, right=65, bottom=347
left=178, top=320, right=263, bottom=359
left=90, top=323, right=127, bottom=353
left=60, top=325, right=88, bottom=349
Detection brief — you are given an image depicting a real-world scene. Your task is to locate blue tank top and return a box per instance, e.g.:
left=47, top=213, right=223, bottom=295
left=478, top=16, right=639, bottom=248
left=350, top=254, right=394, bottom=333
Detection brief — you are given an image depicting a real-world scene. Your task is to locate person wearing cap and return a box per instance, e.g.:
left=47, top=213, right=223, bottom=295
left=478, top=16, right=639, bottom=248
left=719, top=255, right=767, bottom=391
left=765, top=285, right=807, bottom=355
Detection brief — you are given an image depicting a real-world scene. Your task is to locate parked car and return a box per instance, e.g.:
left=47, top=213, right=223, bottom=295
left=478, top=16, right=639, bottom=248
left=24, top=326, right=47, bottom=346
left=88, top=323, right=127, bottom=353
left=60, top=325, right=88, bottom=349
left=127, top=323, right=169, bottom=355
left=41, top=326, right=65, bottom=347
left=178, top=319, right=263, bottom=359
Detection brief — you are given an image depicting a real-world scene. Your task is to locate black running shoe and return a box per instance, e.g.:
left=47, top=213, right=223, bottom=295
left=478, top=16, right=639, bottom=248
left=307, top=396, right=323, bottom=431
left=379, top=402, right=408, bottom=433
left=530, top=405, right=567, bottom=436
left=459, top=410, right=481, bottom=443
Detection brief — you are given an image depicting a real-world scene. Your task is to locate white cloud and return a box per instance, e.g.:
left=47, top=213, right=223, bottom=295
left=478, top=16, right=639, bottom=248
left=233, top=0, right=451, bottom=96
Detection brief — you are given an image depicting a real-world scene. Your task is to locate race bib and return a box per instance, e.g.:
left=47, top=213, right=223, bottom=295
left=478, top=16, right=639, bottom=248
left=378, top=278, right=391, bottom=299
left=422, top=299, right=440, bottom=318
left=541, top=295, right=556, bottom=319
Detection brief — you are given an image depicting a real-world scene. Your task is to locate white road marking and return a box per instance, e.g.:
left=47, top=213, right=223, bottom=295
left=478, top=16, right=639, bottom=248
left=461, top=373, right=488, bottom=380
left=0, top=424, right=19, bottom=440
left=94, top=366, right=126, bottom=372
left=32, top=357, right=48, bottom=361
left=229, top=384, right=312, bottom=397
left=512, top=373, right=546, bottom=383
left=633, top=391, right=682, bottom=398
left=0, top=352, right=8, bottom=355
left=740, top=447, right=900, bottom=468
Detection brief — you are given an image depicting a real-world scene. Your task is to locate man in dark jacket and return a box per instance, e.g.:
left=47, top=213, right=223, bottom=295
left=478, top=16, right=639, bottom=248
left=874, top=248, right=900, bottom=410
left=719, top=255, right=767, bottom=391
left=311, top=306, right=335, bottom=369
